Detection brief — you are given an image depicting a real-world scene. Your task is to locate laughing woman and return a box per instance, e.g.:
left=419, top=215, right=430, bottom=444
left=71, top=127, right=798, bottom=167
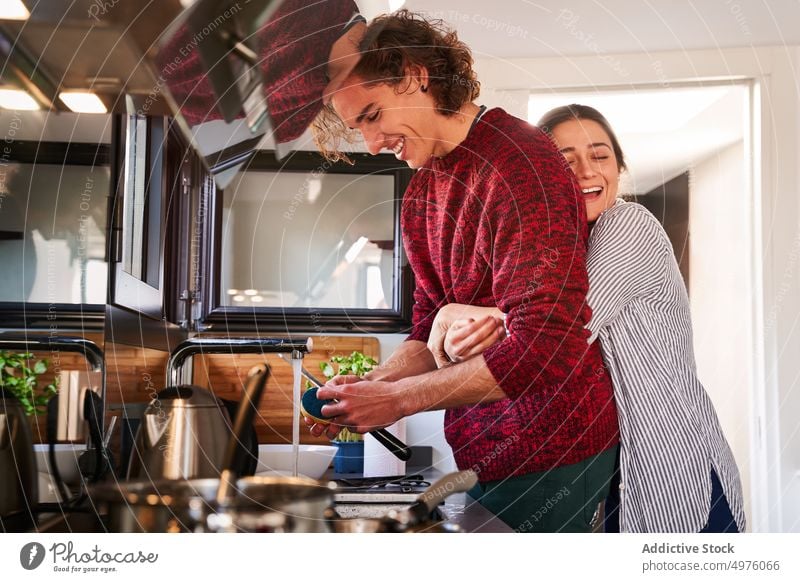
left=429, top=105, right=746, bottom=533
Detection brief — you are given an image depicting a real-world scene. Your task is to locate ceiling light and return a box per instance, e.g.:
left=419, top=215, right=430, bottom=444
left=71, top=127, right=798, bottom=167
left=306, top=178, right=321, bottom=204
left=232, top=295, right=245, bottom=302
left=227, top=289, right=239, bottom=295
left=244, top=289, right=258, bottom=296
left=0, top=88, right=39, bottom=110
left=59, top=91, right=107, bottom=114
left=250, top=295, right=263, bottom=303
left=0, top=1, right=30, bottom=20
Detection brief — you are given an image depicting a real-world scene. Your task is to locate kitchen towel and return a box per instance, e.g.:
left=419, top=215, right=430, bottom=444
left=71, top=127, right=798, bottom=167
left=363, top=419, right=407, bottom=478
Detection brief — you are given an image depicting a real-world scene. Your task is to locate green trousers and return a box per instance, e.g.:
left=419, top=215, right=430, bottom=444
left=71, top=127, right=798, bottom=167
left=469, top=446, right=618, bottom=533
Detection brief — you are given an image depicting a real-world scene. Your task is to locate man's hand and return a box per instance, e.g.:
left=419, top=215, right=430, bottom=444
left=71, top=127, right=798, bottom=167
left=313, top=376, right=411, bottom=435
left=305, top=341, right=435, bottom=440
left=305, top=374, right=358, bottom=440
left=308, top=352, right=509, bottom=440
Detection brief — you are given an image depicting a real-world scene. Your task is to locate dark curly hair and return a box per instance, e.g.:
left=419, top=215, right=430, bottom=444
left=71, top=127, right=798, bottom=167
left=313, top=10, right=480, bottom=161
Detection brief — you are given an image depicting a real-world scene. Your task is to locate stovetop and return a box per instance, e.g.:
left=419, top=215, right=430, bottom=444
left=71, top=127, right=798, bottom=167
left=332, top=474, right=430, bottom=503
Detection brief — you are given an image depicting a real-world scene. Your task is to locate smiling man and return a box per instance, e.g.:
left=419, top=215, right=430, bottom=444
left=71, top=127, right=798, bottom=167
left=310, top=10, right=619, bottom=532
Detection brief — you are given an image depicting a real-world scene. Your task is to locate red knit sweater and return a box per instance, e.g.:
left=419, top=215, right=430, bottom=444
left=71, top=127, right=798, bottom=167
left=403, top=108, right=619, bottom=481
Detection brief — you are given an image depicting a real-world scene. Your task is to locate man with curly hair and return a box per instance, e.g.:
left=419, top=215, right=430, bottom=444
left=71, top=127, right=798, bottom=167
left=309, top=10, right=619, bottom=532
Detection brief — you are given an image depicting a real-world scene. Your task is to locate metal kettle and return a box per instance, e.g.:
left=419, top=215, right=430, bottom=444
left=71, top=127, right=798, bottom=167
left=0, top=388, right=38, bottom=531
left=127, top=386, right=258, bottom=480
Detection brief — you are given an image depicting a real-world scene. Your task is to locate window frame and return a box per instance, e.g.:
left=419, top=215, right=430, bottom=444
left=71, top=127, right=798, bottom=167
left=109, top=114, right=169, bottom=320
left=198, top=151, right=415, bottom=333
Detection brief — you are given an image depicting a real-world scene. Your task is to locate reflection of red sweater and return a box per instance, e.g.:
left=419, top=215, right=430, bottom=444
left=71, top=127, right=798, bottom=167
left=403, top=108, right=619, bottom=482
left=159, top=0, right=359, bottom=142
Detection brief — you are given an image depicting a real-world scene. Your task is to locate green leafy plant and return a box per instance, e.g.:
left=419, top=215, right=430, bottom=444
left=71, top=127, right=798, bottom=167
left=318, top=351, right=378, bottom=443
left=0, top=351, right=59, bottom=416
left=320, top=351, right=378, bottom=381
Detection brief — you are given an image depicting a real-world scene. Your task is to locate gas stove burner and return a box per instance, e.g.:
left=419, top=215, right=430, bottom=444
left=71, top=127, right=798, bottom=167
left=335, top=474, right=431, bottom=493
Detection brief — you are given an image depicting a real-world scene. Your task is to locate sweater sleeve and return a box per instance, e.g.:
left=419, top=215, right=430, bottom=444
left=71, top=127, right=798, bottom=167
left=585, top=204, right=670, bottom=343
left=479, top=138, right=596, bottom=400
left=401, top=171, right=441, bottom=344
left=405, top=286, right=438, bottom=343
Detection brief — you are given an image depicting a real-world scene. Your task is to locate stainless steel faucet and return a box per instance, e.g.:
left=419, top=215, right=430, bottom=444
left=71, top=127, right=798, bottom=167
left=165, top=336, right=314, bottom=387
left=0, top=335, right=104, bottom=371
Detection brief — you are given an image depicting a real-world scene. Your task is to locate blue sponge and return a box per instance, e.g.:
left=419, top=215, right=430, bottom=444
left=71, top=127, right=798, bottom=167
left=301, top=387, right=334, bottom=424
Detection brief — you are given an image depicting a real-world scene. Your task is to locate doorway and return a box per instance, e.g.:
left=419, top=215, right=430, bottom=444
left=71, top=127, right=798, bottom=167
left=529, top=82, right=759, bottom=529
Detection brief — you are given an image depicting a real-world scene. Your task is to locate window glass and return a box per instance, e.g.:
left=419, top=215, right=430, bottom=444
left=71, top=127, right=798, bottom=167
left=220, top=171, right=396, bottom=310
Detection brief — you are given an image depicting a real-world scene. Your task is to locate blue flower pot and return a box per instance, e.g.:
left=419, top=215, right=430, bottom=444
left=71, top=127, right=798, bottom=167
left=333, top=441, right=364, bottom=474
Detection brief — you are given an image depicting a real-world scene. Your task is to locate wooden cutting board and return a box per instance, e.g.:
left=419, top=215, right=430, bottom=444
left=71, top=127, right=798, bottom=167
left=192, top=336, right=380, bottom=444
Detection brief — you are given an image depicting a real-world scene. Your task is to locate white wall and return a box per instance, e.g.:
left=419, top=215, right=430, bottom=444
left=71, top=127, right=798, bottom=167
left=760, top=47, right=800, bottom=533
left=689, top=141, right=753, bottom=528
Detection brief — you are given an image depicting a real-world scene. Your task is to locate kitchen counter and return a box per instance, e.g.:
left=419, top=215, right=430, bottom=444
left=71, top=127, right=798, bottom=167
left=439, top=491, right=513, bottom=533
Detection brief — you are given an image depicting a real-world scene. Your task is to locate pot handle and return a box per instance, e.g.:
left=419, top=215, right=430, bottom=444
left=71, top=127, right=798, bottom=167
left=220, top=398, right=259, bottom=476
left=371, top=429, right=412, bottom=461
left=406, top=470, right=478, bottom=525
left=216, top=364, right=270, bottom=504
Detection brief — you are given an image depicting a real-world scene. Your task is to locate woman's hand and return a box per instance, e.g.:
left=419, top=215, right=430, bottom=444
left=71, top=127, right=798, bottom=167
left=444, top=316, right=506, bottom=363
left=428, top=304, right=505, bottom=367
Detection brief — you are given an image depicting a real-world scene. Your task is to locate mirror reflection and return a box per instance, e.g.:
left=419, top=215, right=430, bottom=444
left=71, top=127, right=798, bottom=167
left=0, top=111, right=111, bottom=305
left=155, top=0, right=364, bottom=189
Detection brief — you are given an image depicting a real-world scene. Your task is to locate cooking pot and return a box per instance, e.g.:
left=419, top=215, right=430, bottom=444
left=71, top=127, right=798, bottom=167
left=91, top=475, right=336, bottom=533
left=90, top=469, right=478, bottom=533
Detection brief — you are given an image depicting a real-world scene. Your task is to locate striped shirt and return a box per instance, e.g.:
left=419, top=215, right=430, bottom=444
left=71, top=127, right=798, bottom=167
left=586, top=200, right=746, bottom=533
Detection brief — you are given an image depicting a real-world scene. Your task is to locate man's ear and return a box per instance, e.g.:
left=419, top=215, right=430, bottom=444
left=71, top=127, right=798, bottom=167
left=403, top=65, right=430, bottom=94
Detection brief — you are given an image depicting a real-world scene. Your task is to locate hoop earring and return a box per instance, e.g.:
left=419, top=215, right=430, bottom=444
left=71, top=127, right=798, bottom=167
left=420, top=85, right=428, bottom=93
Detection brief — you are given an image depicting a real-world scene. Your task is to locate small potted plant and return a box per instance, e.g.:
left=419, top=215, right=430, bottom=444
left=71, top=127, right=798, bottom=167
left=319, top=351, right=377, bottom=474
left=0, top=351, right=58, bottom=417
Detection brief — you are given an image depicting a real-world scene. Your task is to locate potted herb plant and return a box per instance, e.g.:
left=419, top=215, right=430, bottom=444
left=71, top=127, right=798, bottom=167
left=0, top=351, right=58, bottom=416
left=319, top=351, right=377, bottom=474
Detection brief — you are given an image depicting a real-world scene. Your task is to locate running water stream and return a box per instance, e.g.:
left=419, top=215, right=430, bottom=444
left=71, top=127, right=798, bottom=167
left=291, top=354, right=301, bottom=477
